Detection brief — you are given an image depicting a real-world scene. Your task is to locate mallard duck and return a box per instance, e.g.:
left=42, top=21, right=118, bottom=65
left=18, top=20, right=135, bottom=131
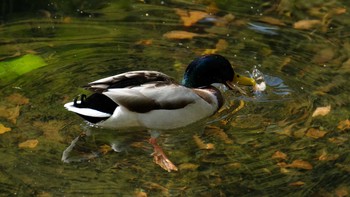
left=64, top=54, right=256, bottom=172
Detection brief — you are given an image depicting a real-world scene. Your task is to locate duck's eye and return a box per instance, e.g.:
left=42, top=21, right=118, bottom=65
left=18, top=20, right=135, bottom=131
left=236, top=74, right=240, bottom=78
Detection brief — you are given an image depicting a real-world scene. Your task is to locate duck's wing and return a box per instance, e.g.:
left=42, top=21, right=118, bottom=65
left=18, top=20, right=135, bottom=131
left=85, top=71, right=177, bottom=93
left=102, top=84, right=198, bottom=113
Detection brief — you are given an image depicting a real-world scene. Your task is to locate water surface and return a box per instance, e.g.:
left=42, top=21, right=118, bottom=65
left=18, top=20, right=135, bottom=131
left=1, top=0, right=350, bottom=196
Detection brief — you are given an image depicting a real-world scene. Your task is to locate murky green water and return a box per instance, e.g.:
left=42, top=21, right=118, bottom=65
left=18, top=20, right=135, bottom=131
left=1, top=0, right=350, bottom=196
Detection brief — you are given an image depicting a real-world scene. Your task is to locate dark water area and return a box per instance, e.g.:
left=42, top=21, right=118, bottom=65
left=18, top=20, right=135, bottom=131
left=0, top=0, right=350, bottom=196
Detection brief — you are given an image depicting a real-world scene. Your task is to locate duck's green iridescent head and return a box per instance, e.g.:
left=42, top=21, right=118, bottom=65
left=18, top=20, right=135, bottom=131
left=182, top=54, right=256, bottom=89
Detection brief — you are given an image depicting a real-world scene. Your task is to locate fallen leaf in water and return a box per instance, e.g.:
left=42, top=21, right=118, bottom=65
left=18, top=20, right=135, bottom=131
left=224, top=162, right=241, bottom=170
left=202, top=49, right=218, bottom=55
left=18, top=139, right=39, bottom=149
left=179, top=163, right=199, bottom=171
left=6, top=93, right=29, bottom=105
left=328, top=137, right=348, bottom=145
left=287, top=159, right=313, bottom=170
left=318, top=149, right=339, bottom=161
left=205, top=126, right=233, bottom=144
left=193, top=134, right=215, bottom=150
left=272, top=151, right=288, bottom=160
left=312, top=48, right=335, bottom=64
left=289, top=181, right=305, bottom=186
left=337, top=119, right=350, bottom=131
left=174, top=8, right=208, bottom=27
left=0, top=106, right=20, bottom=124
left=135, top=39, right=153, bottom=45
left=293, top=19, right=322, bottom=30
left=305, top=128, right=327, bottom=139
left=0, top=123, right=11, bottom=134
left=37, top=191, right=53, bottom=197
left=215, top=39, right=228, bottom=51
left=214, top=13, right=235, bottom=26
left=206, top=2, right=219, bottom=14
left=259, top=16, right=286, bottom=26
left=335, top=185, right=349, bottom=197
left=143, top=182, right=169, bottom=196
left=134, top=190, right=148, bottom=197
left=331, top=7, right=347, bottom=15
left=63, top=17, right=72, bottom=23
left=99, top=144, right=112, bottom=155
left=312, top=105, right=331, bottom=117
left=34, top=120, right=64, bottom=141
left=163, top=31, right=202, bottom=39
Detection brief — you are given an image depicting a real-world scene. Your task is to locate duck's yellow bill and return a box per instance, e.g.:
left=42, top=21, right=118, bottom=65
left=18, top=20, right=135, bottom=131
left=226, top=74, right=256, bottom=89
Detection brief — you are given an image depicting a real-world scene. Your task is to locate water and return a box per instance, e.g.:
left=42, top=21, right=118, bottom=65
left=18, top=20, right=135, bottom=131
left=1, top=1, right=350, bottom=196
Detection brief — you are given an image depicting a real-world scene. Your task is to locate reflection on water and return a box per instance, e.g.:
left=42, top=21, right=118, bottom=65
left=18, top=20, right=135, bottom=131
left=1, top=0, right=350, bottom=196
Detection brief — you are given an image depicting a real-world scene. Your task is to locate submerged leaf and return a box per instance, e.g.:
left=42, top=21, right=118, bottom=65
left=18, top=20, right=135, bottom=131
left=312, top=105, right=331, bottom=117
left=205, top=126, right=233, bottom=144
left=0, top=123, right=11, bottom=134
left=174, top=8, right=208, bottom=27
left=293, top=19, right=321, bottom=30
left=0, top=106, right=20, bottom=124
left=287, top=159, right=313, bottom=170
left=259, top=16, right=286, bottom=26
left=34, top=120, right=65, bottom=141
left=305, top=128, right=327, bottom=139
left=289, top=181, right=305, bottom=186
left=6, top=93, right=29, bottom=105
left=179, top=163, right=199, bottom=171
left=272, top=151, right=288, bottom=160
left=193, top=135, right=215, bottom=150
left=163, top=31, right=203, bottom=40
left=99, top=144, right=112, bottom=155
left=337, top=119, right=350, bottom=131
left=312, top=48, right=335, bottom=64
left=18, top=139, right=39, bottom=149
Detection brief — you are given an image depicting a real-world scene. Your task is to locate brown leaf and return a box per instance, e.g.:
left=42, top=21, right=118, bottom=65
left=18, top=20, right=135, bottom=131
left=215, top=39, right=228, bottom=51
left=305, top=128, right=327, bottom=139
left=335, top=186, right=349, bottom=197
left=272, top=151, right=288, bottom=160
left=331, top=7, right=347, bottom=15
left=0, top=123, right=11, bottom=134
left=179, top=163, right=199, bottom=171
left=328, top=137, right=348, bottom=145
left=34, top=120, right=64, bottom=141
left=163, top=31, right=201, bottom=40
left=174, top=8, right=208, bottom=27
left=289, top=181, right=305, bottom=186
left=318, top=150, right=339, bottom=161
left=135, top=39, right=153, bottom=45
left=206, top=2, right=219, bottom=14
left=204, top=126, right=233, bottom=144
left=287, top=159, right=313, bottom=170
left=293, top=19, right=322, bottom=30
left=312, top=105, right=331, bottom=117
left=259, top=16, right=286, bottom=26
left=18, top=139, right=39, bottom=149
left=99, top=144, right=112, bottom=155
left=312, top=48, right=335, bottom=64
left=6, top=93, right=29, bottom=105
left=224, top=162, right=241, bottom=170
left=0, top=106, right=20, bottom=124
left=193, top=134, right=215, bottom=150
left=134, top=190, right=148, bottom=197
left=337, top=119, right=350, bottom=131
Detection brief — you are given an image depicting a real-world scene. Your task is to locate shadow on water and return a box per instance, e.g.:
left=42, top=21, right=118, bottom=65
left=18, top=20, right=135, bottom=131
left=0, top=0, right=350, bottom=196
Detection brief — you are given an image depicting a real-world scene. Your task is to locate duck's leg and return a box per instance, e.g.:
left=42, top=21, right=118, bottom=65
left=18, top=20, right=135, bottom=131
left=148, top=131, right=178, bottom=172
